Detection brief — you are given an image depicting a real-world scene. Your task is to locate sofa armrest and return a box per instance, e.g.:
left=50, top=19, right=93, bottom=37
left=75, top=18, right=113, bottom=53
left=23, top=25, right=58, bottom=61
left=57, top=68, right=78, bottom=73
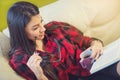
left=0, top=32, right=10, bottom=59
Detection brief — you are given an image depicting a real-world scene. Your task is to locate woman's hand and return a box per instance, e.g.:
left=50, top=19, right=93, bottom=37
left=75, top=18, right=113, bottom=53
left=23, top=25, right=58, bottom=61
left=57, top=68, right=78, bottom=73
left=90, top=40, right=104, bottom=60
left=27, top=53, right=48, bottom=80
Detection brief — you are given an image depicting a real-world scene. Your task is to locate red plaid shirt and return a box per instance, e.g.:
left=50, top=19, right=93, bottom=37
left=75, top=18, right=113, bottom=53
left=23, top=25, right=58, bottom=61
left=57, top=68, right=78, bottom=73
left=9, top=21, right=94, bottom=80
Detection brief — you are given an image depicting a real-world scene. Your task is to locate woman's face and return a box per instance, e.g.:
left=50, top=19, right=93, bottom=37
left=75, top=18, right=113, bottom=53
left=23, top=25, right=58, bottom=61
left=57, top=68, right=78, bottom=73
left=25, top=14, right=46, bottom=41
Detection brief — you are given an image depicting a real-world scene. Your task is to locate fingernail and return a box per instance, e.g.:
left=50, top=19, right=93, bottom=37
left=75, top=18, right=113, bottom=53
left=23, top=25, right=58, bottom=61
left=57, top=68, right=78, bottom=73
left=94, top=59, right=96, bottom=62
left=90, top=49, right=92, bottom=51
left=90, top=56, right=93, bottom=60
left=91, top=59, right=96, bottom=64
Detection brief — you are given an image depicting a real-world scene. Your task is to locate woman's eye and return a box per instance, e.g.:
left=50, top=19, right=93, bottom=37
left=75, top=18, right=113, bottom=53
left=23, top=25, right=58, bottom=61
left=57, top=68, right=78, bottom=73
left=33, top=27, right=38, bottom=30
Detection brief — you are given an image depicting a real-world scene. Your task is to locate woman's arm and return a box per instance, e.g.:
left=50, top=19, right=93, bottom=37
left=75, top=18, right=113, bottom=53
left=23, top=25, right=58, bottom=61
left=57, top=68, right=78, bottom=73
left=45, top=21, right=104, bottom=60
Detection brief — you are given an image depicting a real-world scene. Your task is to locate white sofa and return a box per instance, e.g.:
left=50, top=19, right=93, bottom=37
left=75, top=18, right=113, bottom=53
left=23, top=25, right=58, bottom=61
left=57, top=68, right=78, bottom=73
left=0, top=0, right=120, bottom=79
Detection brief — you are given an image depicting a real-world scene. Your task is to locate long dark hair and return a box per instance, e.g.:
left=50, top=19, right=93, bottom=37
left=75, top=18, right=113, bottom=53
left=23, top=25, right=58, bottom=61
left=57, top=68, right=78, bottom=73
left=7, top=1, right=39, bottom=56
left=7, top=1, right=58, bottom=80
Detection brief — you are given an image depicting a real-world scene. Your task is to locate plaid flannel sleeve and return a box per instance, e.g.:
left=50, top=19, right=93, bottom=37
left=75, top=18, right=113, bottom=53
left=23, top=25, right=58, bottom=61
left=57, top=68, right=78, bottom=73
left=9, top=53, right=37, bottom=80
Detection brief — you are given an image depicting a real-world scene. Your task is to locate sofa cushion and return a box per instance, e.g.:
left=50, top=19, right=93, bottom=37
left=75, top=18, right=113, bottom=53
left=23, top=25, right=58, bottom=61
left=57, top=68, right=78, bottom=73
left=39, top=0, right=90, bottom=32
left=0, top=53, right=24, bottom=80
left=0, top=45, right=2, bottom=55
left=0, top=32, right=10, bottom=59
left=2, top=27, right=10, bottom=38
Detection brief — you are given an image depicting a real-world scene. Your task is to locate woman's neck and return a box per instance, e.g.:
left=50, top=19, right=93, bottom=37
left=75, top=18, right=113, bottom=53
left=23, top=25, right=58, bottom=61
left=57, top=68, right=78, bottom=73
left=36, top=40, right=45, bottom=52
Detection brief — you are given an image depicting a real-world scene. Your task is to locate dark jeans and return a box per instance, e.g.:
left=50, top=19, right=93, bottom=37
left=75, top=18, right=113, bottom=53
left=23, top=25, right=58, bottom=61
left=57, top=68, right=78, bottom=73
left=69, top=62, right=120, bottom=80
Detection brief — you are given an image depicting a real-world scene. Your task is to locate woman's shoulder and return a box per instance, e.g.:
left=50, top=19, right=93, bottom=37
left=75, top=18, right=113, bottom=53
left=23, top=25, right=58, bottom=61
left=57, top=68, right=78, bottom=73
left=44, top=21, right=72, bottom=28
left=9, top=47, right=29, bottom=64
left=44, top=21, right=83, bottom=34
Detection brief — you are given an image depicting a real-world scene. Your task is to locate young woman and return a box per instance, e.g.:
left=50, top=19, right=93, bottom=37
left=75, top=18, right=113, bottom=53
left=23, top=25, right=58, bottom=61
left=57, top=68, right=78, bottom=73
left=7, top=1, right=120, bottom=80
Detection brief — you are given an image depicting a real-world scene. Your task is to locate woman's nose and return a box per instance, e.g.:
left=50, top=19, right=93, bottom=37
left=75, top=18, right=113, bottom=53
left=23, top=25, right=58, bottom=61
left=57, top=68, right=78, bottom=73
left=39, top=25, right=46, bottom=32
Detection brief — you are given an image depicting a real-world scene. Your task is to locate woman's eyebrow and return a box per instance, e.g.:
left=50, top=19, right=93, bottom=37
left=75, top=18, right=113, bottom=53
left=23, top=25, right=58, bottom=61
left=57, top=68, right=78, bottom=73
left=32, top=24, right=39, bottom=27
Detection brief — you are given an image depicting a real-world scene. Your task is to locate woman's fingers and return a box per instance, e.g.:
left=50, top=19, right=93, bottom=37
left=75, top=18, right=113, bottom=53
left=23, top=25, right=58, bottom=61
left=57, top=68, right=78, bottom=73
left=90, top=40, right=104, bottom=60
left=91, top=48, right=103, bottom=59
left=27, top=53, right=42, bottom=68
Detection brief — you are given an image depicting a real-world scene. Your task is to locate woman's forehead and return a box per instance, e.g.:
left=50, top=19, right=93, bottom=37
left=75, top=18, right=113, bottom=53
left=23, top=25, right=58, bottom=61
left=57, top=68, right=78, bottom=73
left=26, top=15, right=42, bottom=27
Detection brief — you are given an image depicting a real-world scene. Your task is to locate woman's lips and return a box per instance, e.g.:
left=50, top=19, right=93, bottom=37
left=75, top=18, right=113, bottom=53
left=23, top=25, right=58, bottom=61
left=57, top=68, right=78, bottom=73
left=39, top=33, right=45, bottom=37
